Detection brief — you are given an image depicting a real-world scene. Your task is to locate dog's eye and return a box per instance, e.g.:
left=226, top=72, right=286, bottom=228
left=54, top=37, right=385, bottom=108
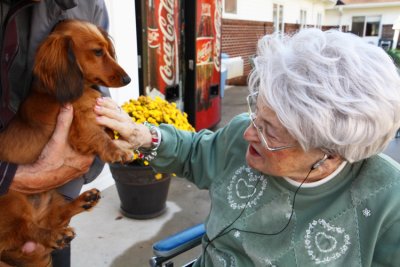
left=93, top=49, right=104, bottom=57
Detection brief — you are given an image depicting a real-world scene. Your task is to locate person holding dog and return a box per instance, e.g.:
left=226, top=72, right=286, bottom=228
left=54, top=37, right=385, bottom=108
left=95, top=28, right=400, bottom=266
left=0, top=0, right=109, bottom=266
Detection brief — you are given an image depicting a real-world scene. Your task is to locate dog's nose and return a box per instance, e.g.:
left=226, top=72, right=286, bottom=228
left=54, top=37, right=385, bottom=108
left=122, top=75, right=131, bottom=85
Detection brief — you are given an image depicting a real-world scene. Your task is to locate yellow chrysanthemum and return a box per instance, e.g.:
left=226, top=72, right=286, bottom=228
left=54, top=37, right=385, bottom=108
left=116, top=96, right=196, bottom=179
left=120, top=96, right=195, bottom=132
left=154, top=173, right=163, bottom=180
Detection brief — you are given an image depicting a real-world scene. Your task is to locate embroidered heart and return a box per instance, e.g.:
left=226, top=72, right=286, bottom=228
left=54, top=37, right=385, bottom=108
left=315, top=232, right=337, bottom=253
left=236, top=178, right=256, bottom=199
left=304, top=219, right=351, bottom=264
left=227, top=166, right=268, bottom=210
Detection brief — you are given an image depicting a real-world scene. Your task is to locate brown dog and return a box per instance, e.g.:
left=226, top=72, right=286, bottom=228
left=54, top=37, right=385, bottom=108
left=0, top=19, right=132, bottom=266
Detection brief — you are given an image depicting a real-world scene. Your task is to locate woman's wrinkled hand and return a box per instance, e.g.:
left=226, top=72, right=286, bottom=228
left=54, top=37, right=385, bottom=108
left=94, top=97, right=152, bottom=150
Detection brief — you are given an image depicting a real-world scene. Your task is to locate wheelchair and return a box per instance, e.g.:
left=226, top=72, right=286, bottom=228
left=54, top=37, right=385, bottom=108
left=150, top=223, right=205, bottom=267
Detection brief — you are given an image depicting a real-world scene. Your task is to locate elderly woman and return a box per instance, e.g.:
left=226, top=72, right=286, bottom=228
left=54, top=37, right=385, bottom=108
left=95, top=29, right=400, bottom=266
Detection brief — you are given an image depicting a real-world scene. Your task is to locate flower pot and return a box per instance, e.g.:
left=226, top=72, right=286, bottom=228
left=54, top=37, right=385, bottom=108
left=109, top=163, right=171, bottom=219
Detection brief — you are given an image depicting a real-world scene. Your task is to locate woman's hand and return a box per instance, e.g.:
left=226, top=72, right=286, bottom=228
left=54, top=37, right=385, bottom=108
left=10, top=105, right=95, bottom=194
left=94, top=97, right=152, bottom=150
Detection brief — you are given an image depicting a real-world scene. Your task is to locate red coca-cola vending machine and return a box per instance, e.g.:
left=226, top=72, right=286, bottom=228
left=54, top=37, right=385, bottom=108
left=184, top=0, right=222, bottom=130
left=136, top=0, right=222, bottom=130
left=137, top=0, right=181, bottom=100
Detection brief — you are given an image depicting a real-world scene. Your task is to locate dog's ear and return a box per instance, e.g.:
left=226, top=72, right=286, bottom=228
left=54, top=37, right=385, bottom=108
left=97, top=26, right=116, bottom=59
left=33, top=34, right=84, bottom=103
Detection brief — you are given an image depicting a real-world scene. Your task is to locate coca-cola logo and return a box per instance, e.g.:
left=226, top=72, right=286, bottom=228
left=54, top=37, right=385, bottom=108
left=213, top=0, right=222, bottom=71
left=197, top=39, right=213, bottom=63
left=158, top=0, right=176, bottom=86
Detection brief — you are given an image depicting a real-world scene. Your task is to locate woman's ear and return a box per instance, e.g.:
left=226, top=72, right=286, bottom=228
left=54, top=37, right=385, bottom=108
left=311, top=154, right=329, bottom=170
left=314, top=154, right=343, bottom=173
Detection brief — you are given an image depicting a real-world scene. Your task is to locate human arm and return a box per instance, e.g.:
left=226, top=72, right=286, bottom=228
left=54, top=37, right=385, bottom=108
left=94, top=97, right=249, bottom=188
left=2, top=104, right=94, bottom=194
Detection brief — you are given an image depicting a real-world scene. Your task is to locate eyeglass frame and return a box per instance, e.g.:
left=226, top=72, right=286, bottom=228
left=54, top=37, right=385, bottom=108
left=246, top=92, right=296, bottom=151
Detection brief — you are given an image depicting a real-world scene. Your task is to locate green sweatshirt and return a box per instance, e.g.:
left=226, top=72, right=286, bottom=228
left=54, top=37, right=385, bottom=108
left=152, top=113, right=400, bottom=267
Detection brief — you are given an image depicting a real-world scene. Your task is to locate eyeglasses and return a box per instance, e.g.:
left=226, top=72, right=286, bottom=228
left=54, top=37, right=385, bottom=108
left=246, top=92, right=296, bottom=151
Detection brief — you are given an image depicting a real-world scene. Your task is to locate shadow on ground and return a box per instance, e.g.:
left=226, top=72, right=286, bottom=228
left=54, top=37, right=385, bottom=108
left=109, top=178, right=210, bottom=267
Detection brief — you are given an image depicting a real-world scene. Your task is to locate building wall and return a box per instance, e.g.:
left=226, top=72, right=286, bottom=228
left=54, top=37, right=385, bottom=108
left=223, top=0, right=332, bottom=26
left=221, top=19, right=273, bottom=85
left=222, top=1, right=400, bottom=85
left=281, top=0, right=328, bottom=26
left=221, top=0, right=331, bottom=85
left=325, top=6, right=400, bottom=45
left=223, top=0, right=271, bottom=21
left=325, top=6, right=400, bottom=25
left=344, top=0, right=400, bottom=4
left=105, top=0, right=139, bottom=104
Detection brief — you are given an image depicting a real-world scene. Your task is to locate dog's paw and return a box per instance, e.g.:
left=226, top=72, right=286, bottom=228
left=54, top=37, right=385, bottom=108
left=100, top=147, right=134, bottom=164
left=78, top=188, right=101, bottom=210
left=51, top=227, right=76, bottom=249
left=119, top=150, right=135, bottom=164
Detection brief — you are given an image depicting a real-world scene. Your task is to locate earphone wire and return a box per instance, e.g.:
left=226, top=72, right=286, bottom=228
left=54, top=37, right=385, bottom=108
left=201, top=168, right=313, bottom=266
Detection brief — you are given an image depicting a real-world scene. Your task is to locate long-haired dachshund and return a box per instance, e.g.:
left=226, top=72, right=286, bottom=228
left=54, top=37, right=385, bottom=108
left=0, top=19, right=132, bottom=266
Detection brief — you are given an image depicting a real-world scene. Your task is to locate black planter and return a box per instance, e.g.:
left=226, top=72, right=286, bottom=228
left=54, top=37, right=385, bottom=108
left=109, top=163, right=171, bottom=219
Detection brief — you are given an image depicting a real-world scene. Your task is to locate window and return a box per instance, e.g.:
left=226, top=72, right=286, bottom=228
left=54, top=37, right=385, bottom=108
left=366, top=16, right=380, bottom=36
left=316, top=13, right=322, bottom=29
left=279, top=5, right=283, bottom=31
left=273, top=4, right=284, bottom=33
left=351, top=15, right=381, bottom=37
left=351, top=16, right=364, bottom=36
left=300, top=10, right=307, bottom=29
left=224, top=0, right=237, bottom=14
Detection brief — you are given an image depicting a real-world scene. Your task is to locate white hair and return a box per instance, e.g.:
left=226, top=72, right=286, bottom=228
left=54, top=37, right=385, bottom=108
left=248, top=28, right=400, bottom=162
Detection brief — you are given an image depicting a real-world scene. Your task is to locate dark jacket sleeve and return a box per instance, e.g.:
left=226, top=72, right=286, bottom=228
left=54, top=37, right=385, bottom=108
left=0, top=161, right=17, bottom=195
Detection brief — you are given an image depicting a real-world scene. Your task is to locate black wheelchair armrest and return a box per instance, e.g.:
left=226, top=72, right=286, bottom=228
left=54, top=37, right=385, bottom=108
left=150, top=223, right=205, bottom=267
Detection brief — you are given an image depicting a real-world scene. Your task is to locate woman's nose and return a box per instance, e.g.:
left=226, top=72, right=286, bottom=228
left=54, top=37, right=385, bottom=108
left=243, top=124, right=260, bottom=144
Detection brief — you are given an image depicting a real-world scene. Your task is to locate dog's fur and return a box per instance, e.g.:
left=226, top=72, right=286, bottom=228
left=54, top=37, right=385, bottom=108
left=0, top=19, right=132, bottom=266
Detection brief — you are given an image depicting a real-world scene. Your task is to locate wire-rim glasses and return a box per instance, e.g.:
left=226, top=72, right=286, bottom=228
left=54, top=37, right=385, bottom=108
left=246, top=92, right=296, bottom=151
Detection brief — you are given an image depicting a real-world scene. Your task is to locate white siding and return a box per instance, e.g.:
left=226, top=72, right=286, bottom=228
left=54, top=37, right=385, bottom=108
left=105, top=0, right=139, bottom=104
left=223, top=0, right=272, bottom=21
left=325, top=5, right=400, bottom=25
left=325, top=5, right=400, bottom=45
left=223, top=0, right=331, bottom=27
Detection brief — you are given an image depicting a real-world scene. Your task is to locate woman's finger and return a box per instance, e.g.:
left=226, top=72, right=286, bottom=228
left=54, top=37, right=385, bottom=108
left=96, top=97, right=126, bottom=117
left=96, top=97, right=118, bottom=109
left=114, top=139, right=136, bottom=150
left=96, top=114, right=133, bottom=138
left=96, top=115, right=121, bottom=130
left=94, top=104, right=129, bottom=123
